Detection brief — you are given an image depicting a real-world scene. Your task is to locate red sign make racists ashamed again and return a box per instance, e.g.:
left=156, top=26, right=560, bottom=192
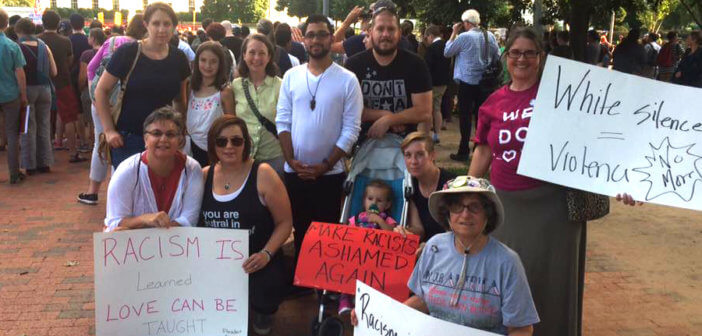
left=294, top=222, right=419, bottom=302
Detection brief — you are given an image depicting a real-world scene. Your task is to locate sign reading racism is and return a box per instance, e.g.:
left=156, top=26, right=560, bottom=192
left=519, top=56, right=702, bottom=211
left=294, top=222, right=419, bottom=301
left=93, top=227, right=249, bottom=336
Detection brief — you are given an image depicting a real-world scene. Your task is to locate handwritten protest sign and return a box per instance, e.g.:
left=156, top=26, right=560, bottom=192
left=93, top=227, right=249, bottom=336
left=294, top=222, right=419, bottom=301
left=519, top=56, right=702, bottom=211
left=354, top=280, right=499, bottom=336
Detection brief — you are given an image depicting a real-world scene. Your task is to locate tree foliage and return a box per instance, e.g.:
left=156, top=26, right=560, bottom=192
left=200, top=0, right=267, bottom=23
left=0, top=0, right=33, bottom=6
left=409, top=0, right=523, bottom=27
left=275, top=0, right=377, bottom=21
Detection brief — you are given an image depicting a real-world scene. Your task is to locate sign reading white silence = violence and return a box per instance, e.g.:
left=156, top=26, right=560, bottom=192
left=93, top=227, right=249, bottom=336
left=519, top=56, right=702, bottom=211
left=353, top=280, right=499, bottom=336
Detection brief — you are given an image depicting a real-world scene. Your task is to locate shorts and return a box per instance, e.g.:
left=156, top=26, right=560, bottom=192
left=55, top=85, right=79, bottom=123
left=432, top=85, right=447, bottom=112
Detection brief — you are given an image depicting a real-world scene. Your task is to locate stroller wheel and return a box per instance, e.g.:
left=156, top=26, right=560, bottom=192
left=314, top=316, right=344, bottom=336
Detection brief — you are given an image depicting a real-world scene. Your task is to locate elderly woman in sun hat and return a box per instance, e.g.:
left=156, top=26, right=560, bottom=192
left=406, top=175, right=539, bottom=335
left=352, top=176, right=539, bottom=334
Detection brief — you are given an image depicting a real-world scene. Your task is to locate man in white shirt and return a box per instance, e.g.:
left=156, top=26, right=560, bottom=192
left=276, top=14, right=363, bottom=261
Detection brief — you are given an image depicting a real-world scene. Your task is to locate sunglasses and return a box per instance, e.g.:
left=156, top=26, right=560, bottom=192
left=215, top=136, right=245, bottom=148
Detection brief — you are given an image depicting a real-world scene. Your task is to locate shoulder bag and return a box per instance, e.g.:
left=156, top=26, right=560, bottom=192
left=242, top=78, right=278, bottom=138
left=98, top=41, right=142, bottom=164
left=479, top=29, right=502, bottom=95
left=566, top=189, right=610, bottom=222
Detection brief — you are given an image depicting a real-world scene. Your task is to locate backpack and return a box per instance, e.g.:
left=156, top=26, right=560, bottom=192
left=89, top=37, right=121, bottom=104
left=478, top=29, right=502, bottom=95
left=656, top=43, right=674, bottom=67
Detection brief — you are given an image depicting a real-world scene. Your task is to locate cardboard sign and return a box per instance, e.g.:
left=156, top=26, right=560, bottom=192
left=93, top=227, right=249, bottom=336
left=519, top=56, right=702, bottom=211
left=294, top=222, right=419, bottom=301
left=354, top=281, right=499, bottom=336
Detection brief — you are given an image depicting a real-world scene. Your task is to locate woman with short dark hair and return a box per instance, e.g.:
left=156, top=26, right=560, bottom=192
left=104, top=107, right=203, bottom=231
left=354, top=176, right=539, bottom=335
left=198, top=114, right=292, bottom=335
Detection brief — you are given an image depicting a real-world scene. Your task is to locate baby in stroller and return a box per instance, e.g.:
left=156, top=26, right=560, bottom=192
left=338, top=180, right=398, bottom=314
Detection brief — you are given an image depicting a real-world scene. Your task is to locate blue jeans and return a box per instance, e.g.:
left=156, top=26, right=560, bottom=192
left=110, top=131, right=145, bottom=169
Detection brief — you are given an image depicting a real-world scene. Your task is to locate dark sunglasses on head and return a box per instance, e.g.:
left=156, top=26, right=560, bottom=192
left=215, top=136, right=245, bottom=148
left=373, top=5, right=397, bottom=16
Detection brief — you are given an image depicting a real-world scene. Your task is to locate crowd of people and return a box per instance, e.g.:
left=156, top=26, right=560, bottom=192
left=0, top=1, right=698, bottom=335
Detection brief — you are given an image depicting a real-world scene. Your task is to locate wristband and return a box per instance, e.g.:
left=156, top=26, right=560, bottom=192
left=261, top=249, right=273, bottom=262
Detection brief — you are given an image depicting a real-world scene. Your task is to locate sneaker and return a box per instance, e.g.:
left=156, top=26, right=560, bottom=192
left=252, top=312, right=273, bottom=335
left=432, top=133, right=440, bottom=144
left=78, top=144, right=92, bottom=153
left=69, top=153, right=88, bottom=163
left=338, top=295, right=353, bottom=315
left=77, top=193, right=98, bottom=205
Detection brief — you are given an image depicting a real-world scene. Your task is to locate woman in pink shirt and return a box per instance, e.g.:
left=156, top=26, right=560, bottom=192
left=468, top=27, right=639, bottom=336
left=86, top=14, right=146, bottom=81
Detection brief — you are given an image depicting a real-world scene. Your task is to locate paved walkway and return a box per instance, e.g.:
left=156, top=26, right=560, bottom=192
left=0, top=124, right=700, bottom=335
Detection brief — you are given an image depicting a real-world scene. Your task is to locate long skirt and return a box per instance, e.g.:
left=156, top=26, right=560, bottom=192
left=494, top=183, right=585, bottom=336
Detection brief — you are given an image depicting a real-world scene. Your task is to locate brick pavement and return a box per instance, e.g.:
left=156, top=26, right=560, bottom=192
left=0, top=148, right=700, bottom=336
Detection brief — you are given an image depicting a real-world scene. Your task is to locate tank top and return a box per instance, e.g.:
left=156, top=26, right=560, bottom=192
left=19, top=44, right=40, bottom=86
left=198, top=162, right=274, bottom=254
left=186, top=90, right=223, bottom=150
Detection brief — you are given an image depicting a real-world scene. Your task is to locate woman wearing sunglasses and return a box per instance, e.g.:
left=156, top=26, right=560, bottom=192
left=468, top=27, right=639, bottom=336
left=103, top=107, right=204, bottom=232
left=197, top=115, right=292, bottom=335
left=353, top=176, right=538, bottom=335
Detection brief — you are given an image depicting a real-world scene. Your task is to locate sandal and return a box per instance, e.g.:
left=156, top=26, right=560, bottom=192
left=69, top=154, right=88, bottom=163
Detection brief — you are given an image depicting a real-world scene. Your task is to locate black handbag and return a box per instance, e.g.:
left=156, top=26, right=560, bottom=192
left=478, top=29, right=502, bottom=94
left=242, top=78, right=278, bottom=138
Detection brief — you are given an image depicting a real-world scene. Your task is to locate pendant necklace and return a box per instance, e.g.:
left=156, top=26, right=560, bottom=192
left=306, top=67, right=326, bottom=110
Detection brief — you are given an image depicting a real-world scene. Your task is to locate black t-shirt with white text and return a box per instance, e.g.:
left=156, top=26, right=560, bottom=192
left=345, top=48, right=431, bottom=136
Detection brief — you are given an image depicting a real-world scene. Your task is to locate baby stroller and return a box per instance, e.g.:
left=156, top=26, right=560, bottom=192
left=311, top=134, right=412, bottom=336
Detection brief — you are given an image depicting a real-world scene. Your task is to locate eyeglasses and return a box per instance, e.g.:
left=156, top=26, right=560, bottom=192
left=506, top=49, right=540, bottom=59
left=144, top=130, right=180, bottom=139
left=448, top=201, right=484, bottom=214
left=304, top=31, right=331, bottom=40
left=215, top=136, right=245, bottom=148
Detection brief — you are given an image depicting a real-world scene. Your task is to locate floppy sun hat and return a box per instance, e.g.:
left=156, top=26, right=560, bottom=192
left=428, top=175, right=505, bottom=227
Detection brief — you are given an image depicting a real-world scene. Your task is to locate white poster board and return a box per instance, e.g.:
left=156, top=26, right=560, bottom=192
left=94, top=227, right=249, bottom=336
left=353, top=281, right=499, bottom=336
left=519, top=56, right=702, bottom=211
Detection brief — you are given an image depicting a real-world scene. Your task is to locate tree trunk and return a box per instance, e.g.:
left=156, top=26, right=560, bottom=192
left=569, top=1, right=592, bottom=62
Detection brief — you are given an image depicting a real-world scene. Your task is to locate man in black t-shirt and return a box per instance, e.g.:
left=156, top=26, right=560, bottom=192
left=345, top=6, right=431, bottom=140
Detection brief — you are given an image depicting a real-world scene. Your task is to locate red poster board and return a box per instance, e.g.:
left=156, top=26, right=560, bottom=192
left=294, top=222, right=419, bottom=302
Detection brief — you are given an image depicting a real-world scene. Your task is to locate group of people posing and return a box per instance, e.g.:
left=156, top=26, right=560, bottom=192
left=0, top=1, right=651, bottom=335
